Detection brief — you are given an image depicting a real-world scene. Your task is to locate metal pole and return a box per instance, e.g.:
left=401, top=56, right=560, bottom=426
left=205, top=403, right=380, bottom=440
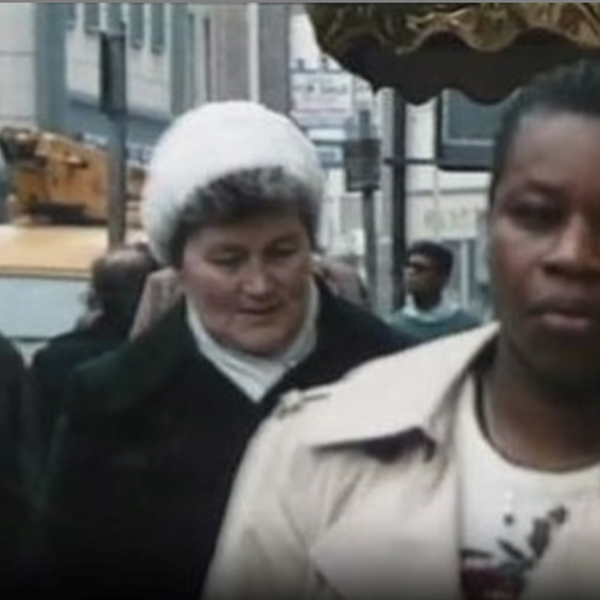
left=357, top=109, right=378, bottom=309
left=100, top=22, right=128, bottom=248
left=362, top=185, right=378, bottom=309
left=35, top=4, right=68, bottom=132
left=248, top=3, right=261, bottom=102
left=390, top=90, right=408, bottom=309
left=108, top=110, right=127, bottom=248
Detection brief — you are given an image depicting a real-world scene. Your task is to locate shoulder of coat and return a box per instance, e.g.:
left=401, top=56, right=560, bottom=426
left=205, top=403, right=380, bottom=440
left=274, top=384, right=335, bottom=419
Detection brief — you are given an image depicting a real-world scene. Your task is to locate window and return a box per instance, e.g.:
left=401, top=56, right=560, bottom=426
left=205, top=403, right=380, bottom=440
left=106, top=3, right=123, bottom=31
left=435, top=90, right=513, bottom=170
left=65, top=3, right=77, bottom=28
left=150, top=3, right=166, bottom=53
left=83, top=3, right=101, bottom=33
left=129, top=3, right=145, bottom=49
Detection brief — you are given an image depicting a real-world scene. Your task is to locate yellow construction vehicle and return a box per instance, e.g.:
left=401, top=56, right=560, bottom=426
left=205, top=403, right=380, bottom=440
left=0, top=127, right=148, bottom=357
left=0, top=126, right=145, bottom=225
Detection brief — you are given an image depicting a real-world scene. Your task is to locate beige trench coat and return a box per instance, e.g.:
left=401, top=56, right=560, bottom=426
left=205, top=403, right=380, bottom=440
left=203, top=324, right=600, bottom=600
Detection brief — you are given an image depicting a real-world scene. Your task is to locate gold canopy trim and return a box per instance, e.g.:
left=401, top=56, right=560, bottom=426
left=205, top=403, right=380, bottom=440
left=307, top=4, right=600, bottom=58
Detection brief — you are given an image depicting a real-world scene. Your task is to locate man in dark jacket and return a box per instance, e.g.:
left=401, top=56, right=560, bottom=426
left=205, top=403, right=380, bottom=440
left=30, top=243, right=159, bottom=457
left=37, top=101, right=411, bottom=600
left=0, top=332, right=34, bottom=595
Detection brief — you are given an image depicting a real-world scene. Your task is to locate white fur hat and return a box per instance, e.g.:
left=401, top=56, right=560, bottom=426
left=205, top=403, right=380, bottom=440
left=141, top=101, right=325, bottom=264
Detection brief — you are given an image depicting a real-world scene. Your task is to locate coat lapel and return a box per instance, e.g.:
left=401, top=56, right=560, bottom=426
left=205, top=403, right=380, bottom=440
left=311, top=455, right=463, bottom=600
left=97, top=300, right=198, bottom=413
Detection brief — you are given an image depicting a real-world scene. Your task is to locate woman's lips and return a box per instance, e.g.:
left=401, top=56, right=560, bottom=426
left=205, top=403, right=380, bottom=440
left=538, top=311, right=597, bottom=334
left=532, top=302, right=600, bottom=336
left=527, top=294, right=600, bottom=335
left=240, top=305, right=281, bottom=318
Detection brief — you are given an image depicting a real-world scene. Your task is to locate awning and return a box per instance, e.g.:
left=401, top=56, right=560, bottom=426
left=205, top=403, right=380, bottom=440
left=306, top=4, right=600, bottom=103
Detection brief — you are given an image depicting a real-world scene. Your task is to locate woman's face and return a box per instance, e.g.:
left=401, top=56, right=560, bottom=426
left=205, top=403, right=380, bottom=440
left=489, top=112, right=600, bottom=391
left=178, top=213, right=313, bottom=357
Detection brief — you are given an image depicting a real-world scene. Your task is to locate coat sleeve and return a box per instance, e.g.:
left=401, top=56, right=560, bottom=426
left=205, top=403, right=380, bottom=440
left=202, top=406, right=325, bottom=600
left=34, top=368, right=122, bottom=569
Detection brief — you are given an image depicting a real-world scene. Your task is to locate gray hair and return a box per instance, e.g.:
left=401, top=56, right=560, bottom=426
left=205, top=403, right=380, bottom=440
left=168, top=167, right=319, bottom=267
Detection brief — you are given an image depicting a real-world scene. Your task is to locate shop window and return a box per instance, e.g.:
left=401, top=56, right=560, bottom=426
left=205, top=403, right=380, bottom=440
left=129, top=3, right=146, bottom=49
left=83, top=3, right=101, bottom=33
left=150, top=3, right=166, bottom=53
left=65, top=3, right=77, bottom=28
left=106, top=3, right=122, bottom=30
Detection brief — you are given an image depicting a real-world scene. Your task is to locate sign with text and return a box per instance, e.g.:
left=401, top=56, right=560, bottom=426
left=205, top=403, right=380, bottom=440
left=291, top=70, right=353, bottom=129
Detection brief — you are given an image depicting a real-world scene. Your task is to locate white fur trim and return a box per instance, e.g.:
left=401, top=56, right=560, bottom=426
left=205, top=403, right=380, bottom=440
left=141, top=101, right=325, bottom=264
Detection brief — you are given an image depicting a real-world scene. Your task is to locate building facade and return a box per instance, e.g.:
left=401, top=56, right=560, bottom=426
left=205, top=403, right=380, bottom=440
left=0, top=3, right=197, bottom=351
left=189, top=4, right=291, bottom=113
left=0, top=3, right=194, bottom=167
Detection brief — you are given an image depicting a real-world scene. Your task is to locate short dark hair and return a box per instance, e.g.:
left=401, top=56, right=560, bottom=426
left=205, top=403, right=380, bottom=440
left=491, top=59, right=600, bottom=201
left=407, top=240, right=453, bottom=278
left=168, top=167, right=319, bottom=268
left=91, top=243, right=160, bottom=334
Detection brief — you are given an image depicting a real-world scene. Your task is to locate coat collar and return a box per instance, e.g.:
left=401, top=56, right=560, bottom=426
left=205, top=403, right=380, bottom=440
left=304, top=325, right=498, bottom=600
left=305, top=322, right=600, bottom=600
left=304, top=323, right=499, bottom=449
left=71, top=299, right=199, bottom=415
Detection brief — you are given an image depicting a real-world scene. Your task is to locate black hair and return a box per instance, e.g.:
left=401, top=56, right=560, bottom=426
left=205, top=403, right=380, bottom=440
left=407, top=240, right=453, bottom=279
left=168, top=167, right=319, bottom=268
left=491, top=58, right=600, bottom=201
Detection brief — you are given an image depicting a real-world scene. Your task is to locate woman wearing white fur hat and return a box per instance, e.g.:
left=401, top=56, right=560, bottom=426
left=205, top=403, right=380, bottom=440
left=37, top=101, right=410, bottom=600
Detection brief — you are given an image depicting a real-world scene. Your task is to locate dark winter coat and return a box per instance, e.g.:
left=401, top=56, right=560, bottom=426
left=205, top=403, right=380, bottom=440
left=0, top=333, right=35, bottom=595
left=30, top=321, right=127, bottom=457
left=37, top=285, right=410, bottom=600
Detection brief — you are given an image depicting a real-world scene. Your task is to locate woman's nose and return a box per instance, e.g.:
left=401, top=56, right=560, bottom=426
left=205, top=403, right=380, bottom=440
left=546, top=217, right=600, bottom=277
left=240, top=264, right=274, bottom=295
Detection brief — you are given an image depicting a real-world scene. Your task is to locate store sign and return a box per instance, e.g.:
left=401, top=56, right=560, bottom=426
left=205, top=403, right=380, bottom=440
left=291, top=70, right=354, bottom=129
left=410, top=196, right=487, bottom=241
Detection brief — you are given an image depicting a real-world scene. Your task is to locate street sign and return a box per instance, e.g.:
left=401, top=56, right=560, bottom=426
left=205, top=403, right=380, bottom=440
left=342, top=138, right=380, bottom=192
left=291, top=70, right=354, bottom=129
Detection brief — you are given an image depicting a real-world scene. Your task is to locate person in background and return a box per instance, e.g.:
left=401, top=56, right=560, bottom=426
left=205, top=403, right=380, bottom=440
left=203, top=59, right=600, bottom=600
left=387, top=240, right=481, bottom=344
left=30, top=243, right=159, bottom=461
left=0, top=330, right=34, bottom=594
left=129, top=266, right=182, bottom=338
left=312, top=254, right=369, bottom=309
left=37, top=101, right=410, bottom=600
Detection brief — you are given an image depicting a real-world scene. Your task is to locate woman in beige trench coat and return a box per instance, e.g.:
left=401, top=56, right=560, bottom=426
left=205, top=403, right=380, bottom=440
left=204, top=59, right=600, bottom=600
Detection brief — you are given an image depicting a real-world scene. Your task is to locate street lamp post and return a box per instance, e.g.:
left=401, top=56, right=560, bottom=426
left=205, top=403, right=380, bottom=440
left=100, top=21, right=128, bottom=249
left=343, top=110, right=381, bottom=310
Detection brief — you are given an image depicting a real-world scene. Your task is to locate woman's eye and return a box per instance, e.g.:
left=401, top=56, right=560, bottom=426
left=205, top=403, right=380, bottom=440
left=210, top=255, right=244, bottom=268
left=269, top=246, right=299, bottom=260
left=509, top=200, right=561, bottom=230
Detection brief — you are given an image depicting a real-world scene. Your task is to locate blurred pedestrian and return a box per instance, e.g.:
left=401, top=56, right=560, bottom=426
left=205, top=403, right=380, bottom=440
left=312, top=254, right=369, bottom=308
left=204, top=60, right=600, bottom=600
left=38, top=101, right=409, bottom=600
left=129, top=266, right=181, bottom=338
left=30, top=243, right=159, bottom=459
left=388, top=240, right=481, bottom=344
left=0, top=331, right=33, bottom=593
